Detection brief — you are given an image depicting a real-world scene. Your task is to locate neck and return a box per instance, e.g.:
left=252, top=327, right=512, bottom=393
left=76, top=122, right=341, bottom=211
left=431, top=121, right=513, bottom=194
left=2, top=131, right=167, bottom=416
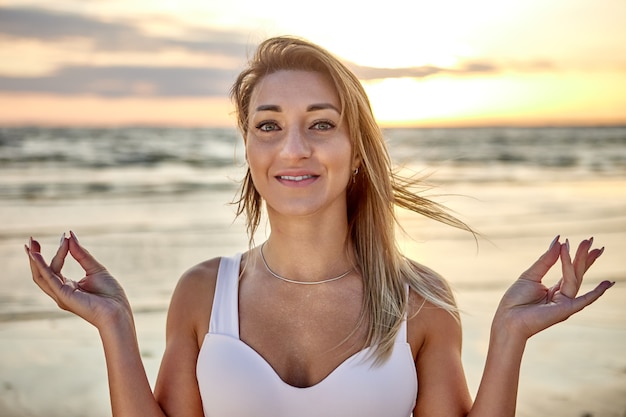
left=261, top=211, right=355, bottom=283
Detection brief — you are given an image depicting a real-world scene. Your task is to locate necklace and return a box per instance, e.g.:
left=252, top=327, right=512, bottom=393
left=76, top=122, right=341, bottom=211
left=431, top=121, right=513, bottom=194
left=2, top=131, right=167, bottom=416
left=260, top=243, right=352, bottom=285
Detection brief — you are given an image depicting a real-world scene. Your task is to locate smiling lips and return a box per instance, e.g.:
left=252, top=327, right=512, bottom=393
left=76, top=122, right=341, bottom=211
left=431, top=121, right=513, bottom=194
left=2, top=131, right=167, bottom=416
left=278, top=175, right=316, bottom=181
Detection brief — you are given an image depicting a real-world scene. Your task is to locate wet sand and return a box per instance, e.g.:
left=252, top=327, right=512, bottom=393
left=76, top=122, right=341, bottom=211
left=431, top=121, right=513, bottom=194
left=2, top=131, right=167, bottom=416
left=1, top=177, right=624, bottom=416
left=1, top=287, right=624, bottom=417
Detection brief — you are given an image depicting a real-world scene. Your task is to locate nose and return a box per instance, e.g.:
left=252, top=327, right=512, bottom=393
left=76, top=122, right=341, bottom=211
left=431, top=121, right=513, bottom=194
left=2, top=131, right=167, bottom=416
left=279, top=127, right=311, bottom=160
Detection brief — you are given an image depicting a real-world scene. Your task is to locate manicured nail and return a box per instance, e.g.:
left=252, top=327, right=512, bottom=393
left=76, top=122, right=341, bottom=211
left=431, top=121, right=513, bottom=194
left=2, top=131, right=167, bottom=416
left=59, top=232, right=66, bottom=247
left=29, top=236, right=33, bottom=250
left=549, top=235, right=560, bottom=250
left=565, top=238, right=570, bottom=252
left=599, top=246, right=605, bottom=256
left=608, top=281, right=615, bottom=288
left=589, top=236, right=594, bottom=246
left=24, top=244, right=34, bottom=259
left=70, top=230, right=78, bottom=243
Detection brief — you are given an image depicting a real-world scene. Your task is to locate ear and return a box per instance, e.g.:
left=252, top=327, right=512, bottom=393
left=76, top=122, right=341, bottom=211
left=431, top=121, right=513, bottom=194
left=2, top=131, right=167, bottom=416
left=351, top=153, right=361, bottom=172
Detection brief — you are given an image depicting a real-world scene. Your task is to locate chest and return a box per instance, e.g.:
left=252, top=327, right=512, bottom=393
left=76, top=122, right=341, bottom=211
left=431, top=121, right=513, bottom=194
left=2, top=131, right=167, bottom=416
left=238, top=276, right=367, bottom=388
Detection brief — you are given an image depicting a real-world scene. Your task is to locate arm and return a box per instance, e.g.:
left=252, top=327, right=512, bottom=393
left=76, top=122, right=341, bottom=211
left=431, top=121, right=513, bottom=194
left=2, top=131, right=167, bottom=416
left=154, top=260, right=220, bottom=415
left=411, top=237, right=613, bottom=417
left=469, top=237, right=613, bottom=416
left=410, top=302, right=473, bottom=417
left=26, top=232, right=204, bottom=417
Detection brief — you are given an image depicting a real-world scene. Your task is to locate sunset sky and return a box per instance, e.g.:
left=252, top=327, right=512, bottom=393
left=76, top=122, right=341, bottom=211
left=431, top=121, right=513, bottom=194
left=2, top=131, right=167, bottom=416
left=1, top=0, right=625, bottom=127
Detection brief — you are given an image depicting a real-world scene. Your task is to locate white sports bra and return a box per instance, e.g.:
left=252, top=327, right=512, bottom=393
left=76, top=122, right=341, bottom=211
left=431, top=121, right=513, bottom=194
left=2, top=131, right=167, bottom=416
left=196, top=253, right=418, bottom=416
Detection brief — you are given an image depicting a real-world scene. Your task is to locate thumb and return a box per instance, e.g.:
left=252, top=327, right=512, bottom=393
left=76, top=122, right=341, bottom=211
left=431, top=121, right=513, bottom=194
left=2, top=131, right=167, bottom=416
left=76, top=275, right=112, bottom=295
left=68, top=231, right=106, bottom=275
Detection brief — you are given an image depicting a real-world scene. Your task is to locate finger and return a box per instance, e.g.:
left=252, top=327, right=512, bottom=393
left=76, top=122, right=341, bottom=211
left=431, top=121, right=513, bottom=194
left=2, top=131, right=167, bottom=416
left=520, top=235, right=561, bottom=282
left=50, top=233, right=69, bottom=276
left=26, top=237, right=38, bottom=271
left=26, top=245, right=65, bottom=300
left=573, top=238, right=592, bottom=283
left=570, top=280, right=615, bottom=314
left=29, top=237, right=41, bottom=253
left=26, top=239, right=64, bottom=301
left=547, top=278, right=563, bottom=301
left=68, top=231, right=106, bottom=275
left=560, top=239, right=579, bottom=298
left=26, top=238, right=44, bottom=280
left=583, top=247, right=604, bottom=274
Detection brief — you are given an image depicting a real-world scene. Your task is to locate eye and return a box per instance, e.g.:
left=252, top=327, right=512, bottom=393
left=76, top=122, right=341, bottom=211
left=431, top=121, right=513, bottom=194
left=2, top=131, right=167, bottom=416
left=311, top=120, right=335, bottom=131
left=256, top=121, right=281, bottom=132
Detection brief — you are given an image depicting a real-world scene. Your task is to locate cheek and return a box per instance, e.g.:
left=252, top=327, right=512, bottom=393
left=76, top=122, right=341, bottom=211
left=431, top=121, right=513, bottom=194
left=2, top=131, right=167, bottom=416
left=245, top=141, right=269, bottom=183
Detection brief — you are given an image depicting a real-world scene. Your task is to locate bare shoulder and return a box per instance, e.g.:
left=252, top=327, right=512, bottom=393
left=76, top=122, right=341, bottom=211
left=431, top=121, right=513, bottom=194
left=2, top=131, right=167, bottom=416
left=404, top=260, right=461, bottom=358
left=175, top=257, right=222, bottom=294
left=166, top=257, right=222, bottom=346
left=404, top=264, right=471, bottom=415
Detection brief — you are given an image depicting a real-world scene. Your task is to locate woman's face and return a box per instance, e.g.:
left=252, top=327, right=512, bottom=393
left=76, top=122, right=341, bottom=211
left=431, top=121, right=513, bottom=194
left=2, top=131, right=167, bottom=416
left=246, top=70, right=356, bottom=220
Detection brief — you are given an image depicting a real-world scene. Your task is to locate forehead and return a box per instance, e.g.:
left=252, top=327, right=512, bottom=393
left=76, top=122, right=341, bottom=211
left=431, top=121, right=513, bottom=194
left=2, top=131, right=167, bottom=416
left=249, top=70, right=340, bottom=111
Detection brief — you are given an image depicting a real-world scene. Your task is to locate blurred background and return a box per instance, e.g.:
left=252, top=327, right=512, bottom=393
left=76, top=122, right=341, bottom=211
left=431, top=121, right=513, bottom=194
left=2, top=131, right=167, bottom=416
left=0, top=0, right=625, bottom=126
left=0, top=1, right=625, bottom=416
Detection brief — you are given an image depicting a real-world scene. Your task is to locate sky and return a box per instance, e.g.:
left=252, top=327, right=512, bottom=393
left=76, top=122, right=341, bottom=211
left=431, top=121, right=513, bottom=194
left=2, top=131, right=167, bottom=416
left=0, top=0, right=625, bottom=127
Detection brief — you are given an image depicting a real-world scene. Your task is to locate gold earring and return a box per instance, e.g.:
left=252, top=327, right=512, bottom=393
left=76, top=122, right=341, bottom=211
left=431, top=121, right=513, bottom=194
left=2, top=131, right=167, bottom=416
left=352, top=168, right=359, bottom=183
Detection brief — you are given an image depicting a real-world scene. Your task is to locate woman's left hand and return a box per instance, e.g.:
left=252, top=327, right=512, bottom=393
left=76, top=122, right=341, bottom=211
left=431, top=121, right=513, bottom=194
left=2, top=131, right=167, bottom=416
left=493, top=237, right=614, bottom=340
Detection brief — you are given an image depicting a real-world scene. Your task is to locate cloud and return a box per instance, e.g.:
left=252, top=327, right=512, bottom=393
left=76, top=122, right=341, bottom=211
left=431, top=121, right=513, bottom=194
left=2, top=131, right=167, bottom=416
left=349, top=61, right=500, bottom=81
left=0, top=6, right=249, bottom=56
left=0, top=5, right=558, bottom=98
left=0, top=65, right=238, bottom=97
left=0, top=6, right=248, bottom=96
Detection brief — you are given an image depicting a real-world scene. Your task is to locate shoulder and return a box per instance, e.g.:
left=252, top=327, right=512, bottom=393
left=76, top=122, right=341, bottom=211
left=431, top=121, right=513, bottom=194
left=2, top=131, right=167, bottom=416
left=403, top=270, right=471, bottom=415
left=403, top=259, right=461, bottom=358
left=172, top=257, right=222, bottom=306
left=166, top=257, right=223, bottom=344
left=154, top=257, right=224, bottom=413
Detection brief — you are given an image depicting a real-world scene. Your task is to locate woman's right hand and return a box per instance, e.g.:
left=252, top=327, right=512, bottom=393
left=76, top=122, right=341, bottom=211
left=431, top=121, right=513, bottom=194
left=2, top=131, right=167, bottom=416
left=26, top=231, right=132, bottom=330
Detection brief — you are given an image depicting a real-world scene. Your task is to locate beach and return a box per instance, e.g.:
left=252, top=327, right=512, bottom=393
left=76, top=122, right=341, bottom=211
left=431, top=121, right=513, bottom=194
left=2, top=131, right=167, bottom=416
left=0, top=126, right=625, bottom=416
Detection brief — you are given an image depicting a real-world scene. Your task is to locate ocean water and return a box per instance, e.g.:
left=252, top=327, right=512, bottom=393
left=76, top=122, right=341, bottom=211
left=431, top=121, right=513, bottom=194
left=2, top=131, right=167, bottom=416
left=1, top=126, right=625, bottom=200
left=1, top=126, right=625, bottom=320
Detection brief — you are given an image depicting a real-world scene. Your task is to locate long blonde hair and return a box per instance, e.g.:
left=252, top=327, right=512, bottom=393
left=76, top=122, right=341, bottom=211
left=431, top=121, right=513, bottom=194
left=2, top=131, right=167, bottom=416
left=231, top=36, right=474, bottom=362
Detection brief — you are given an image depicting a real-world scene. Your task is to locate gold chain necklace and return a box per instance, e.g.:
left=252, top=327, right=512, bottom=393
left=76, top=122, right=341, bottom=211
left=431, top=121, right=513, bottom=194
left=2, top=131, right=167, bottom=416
left=260, top=243, right=352, bottom=285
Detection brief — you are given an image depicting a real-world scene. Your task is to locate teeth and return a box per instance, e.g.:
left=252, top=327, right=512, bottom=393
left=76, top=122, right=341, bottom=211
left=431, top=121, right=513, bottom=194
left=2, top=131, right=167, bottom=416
left=279, top=175, right=314, bottom=181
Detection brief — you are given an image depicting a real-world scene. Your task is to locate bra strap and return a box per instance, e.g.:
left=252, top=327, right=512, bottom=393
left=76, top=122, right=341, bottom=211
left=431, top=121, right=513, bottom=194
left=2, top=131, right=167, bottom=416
left=208, top=253, right=242, bottom=338
left=396, top=283, right=410, bottom=344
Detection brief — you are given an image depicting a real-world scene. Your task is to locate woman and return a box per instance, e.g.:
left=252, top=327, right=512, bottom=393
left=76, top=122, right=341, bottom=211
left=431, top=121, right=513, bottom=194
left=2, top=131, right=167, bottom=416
left=25, top=36, right=613, bottom=417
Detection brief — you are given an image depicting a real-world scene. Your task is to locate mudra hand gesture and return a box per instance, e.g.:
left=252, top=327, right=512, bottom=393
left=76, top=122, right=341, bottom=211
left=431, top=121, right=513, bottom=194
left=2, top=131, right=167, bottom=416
left=25, top=231, right=131, bottom=330
left=494, top=236, right=613, bottom=341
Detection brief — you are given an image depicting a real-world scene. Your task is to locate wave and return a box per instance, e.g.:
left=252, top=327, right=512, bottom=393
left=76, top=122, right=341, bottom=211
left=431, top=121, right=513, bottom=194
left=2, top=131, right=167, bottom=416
left=1, top=126, right=625, bottom=200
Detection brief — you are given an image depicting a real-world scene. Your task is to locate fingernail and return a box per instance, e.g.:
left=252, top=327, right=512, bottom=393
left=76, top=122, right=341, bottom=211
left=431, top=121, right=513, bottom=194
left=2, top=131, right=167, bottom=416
left=589, top=236, right=594, bottom=246
left=599, top=246, right=605, bottom=256
left=565, top=238, right=570, bottom=252
left=59, top=232, right=66, bottom=247
left=24, top=244, right=34, bottom=259
left=28, top=236, right=33, bottom=250
left=70, top=230, right=79, bottom=243
left=549, top=235, right=560, bottom=250
left=608, top=281, right=615, bottom=288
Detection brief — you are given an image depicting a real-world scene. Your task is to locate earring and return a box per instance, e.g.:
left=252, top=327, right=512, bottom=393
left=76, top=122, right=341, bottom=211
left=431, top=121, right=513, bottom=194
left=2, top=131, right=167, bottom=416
left=352, top=168, right=359, bottom=183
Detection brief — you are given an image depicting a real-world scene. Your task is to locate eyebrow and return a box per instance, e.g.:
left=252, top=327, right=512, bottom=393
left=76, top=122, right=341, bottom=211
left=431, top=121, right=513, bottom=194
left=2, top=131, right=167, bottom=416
left=254, top=103, right=340, bottom=113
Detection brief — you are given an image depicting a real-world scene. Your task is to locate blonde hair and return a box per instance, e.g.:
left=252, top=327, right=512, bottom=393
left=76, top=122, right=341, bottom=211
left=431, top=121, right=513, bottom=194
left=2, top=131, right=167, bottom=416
left=231, top=36, right=474, bottom=362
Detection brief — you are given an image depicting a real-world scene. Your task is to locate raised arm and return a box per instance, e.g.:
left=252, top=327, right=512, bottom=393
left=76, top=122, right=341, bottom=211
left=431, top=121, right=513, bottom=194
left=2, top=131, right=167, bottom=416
left=26, top=232, right=168, bottom=417
left=469, top=236, right=613, bottom=416
left=411, top=237, right=613, bottom=417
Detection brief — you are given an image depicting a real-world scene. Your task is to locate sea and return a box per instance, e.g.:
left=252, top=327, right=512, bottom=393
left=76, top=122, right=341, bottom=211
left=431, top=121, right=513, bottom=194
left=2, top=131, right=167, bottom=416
left=1, top=126, right=624, bottom=200
left=1, top=125, right=625, bottom=319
